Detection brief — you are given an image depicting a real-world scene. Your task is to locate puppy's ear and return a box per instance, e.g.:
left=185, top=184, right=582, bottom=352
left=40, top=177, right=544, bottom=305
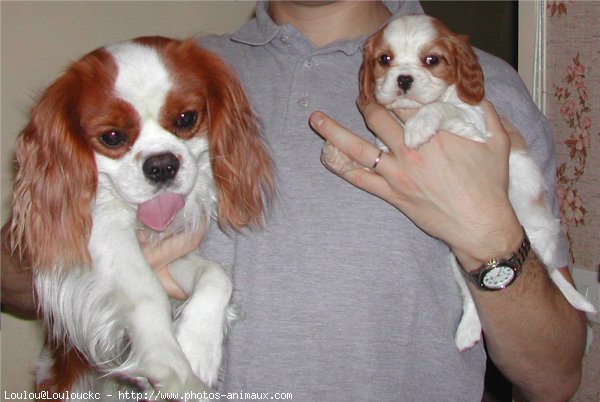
left=192, top=45, right=275, bottom=230
left=452, top=34, right=484, bottom=105
left=358, top=31, right=381, bottom=106
left=10, top=65, right=96, bottom=269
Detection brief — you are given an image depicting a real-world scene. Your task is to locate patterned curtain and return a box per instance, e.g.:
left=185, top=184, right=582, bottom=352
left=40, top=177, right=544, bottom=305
left=545, top=1, right=599, bottom=272
left=543, top=1, right=600, bottom=400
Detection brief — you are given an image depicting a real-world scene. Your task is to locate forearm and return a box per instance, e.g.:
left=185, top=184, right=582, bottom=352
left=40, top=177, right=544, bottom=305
left=1, top=223, right=37, bottom=318
left=469, top=253, right=586, bottom=401
left=309, top=104, right=586, bottom=399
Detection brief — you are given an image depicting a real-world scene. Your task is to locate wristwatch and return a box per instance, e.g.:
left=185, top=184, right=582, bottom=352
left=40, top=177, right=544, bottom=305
left=465, top=229, right=531, bottom=291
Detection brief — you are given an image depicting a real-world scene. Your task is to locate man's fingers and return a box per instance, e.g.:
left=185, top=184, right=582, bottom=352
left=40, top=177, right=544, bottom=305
left=310, top=111, right=407, bottom=202
left=357, top=101, right=407, bottom=154
left=310, top=111, right=384, bottom=170
left=157, top=267, right=188, bottom=300
left=341, top=167, right=400, bottom=202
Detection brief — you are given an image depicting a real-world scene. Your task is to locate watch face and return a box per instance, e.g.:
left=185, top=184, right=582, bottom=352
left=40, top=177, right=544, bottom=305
left=482, top=266, right=515, bottom=289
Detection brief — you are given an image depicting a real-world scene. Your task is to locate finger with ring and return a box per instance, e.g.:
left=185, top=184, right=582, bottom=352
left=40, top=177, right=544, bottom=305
left=372, top=149, right=384, bottom=170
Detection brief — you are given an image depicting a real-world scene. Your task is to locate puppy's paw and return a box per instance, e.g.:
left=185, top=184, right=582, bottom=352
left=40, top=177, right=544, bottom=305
left=403, top=114, right=440, bottom=149
left=443, top=120, right=489, bottom=143
left=176, top=305, right=237, bottom=388
left=133, top=351, right=210, bottom=400
left=321, top=142, right=359, bottom=173
left=455, top=313, right=482, bottom=351
left=178, top=329, right=224, bottom=388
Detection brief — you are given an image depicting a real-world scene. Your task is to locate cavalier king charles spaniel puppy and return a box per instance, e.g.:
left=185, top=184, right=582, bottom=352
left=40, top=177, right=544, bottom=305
left=7, top=37, right=273, bottom=398
left=357, top=15, right=594, bottom=350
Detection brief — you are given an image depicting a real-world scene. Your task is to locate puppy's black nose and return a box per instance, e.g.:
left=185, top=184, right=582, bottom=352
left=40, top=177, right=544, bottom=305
left=397, top=75, right=413, bottom=92
left=143, top=153, right=180, bottom=183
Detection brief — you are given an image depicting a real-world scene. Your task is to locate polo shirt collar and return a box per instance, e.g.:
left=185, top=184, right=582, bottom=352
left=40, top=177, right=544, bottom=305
left=230, top=1, right=422, bottom=53
left=231, top=1, right=279, bottom=46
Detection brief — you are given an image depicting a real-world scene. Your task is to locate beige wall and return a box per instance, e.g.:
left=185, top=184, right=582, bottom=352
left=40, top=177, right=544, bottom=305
left=1, top=1, right=254, bottom=397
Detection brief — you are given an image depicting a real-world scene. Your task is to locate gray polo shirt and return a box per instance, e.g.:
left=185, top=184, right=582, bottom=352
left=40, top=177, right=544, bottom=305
left=198, top=1, right=566, bottom=401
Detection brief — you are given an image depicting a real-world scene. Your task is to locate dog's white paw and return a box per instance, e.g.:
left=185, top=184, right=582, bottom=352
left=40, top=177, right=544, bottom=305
left=176, top=307, right=235, bottom=388
left=180, top=333, right=223, bottom=388
left=132, top=350, right=210, bottom=401
left=444, top=121, right=489, bottom=143
left=403, top=101, right=490, bottom=148
left=321, top=142, right=359, bottom=173
left=403, top=114, right=440, bottom=149
left=455, top=311, right=482, bottom=351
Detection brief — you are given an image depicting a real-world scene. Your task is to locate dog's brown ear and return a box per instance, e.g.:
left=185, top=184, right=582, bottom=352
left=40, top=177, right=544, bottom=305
left=207, top=74, right=275, bottom=231
left=182, top=42, right=274, bottom=230
left=10, top=62, right=97, bottom=269
left=452, top=34, right=484, bottom=105
left=358, top=30, right=382, bottom=106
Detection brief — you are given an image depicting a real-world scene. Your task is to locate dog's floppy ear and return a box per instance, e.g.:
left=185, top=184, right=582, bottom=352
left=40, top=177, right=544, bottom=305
left=358, top=30, right=382, bottom=106
left=358, top=37, right=375, bottom=105
left=190, top=45, right=274, bottom=230
left=450, top=34, right=484, bottom=105
left=10, top=65, right=96, bottom=269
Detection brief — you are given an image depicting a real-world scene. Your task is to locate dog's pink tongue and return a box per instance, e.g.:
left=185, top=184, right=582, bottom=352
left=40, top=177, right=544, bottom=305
left=137, top=192, right=184, bottom=232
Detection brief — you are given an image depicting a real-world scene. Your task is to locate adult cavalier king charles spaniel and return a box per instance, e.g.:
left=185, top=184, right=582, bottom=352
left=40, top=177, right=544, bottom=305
left=7, top=37, right=273, bottom=399
left=356, top=15, right=594, bottom=350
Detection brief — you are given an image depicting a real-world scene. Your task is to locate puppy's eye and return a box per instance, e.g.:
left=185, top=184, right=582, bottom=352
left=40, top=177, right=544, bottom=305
left=378, top=54, right=392, bottom=66
left=99, top=130, right=127, bottom=148
left=175, top=111, right=197, bottom=130
left=424, top=55, right=439, bottom=66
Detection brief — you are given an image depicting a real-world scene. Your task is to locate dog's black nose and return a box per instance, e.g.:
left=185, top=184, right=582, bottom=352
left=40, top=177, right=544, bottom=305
left=397, top=75, right=413, bottom=92
left=143, top=153, right=180, bottom=183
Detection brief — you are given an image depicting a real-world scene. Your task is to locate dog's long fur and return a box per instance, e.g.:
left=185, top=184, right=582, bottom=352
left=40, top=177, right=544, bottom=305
left=356, top=15, right=594, bottom=350
left=8, top=37, right=274, bottom=398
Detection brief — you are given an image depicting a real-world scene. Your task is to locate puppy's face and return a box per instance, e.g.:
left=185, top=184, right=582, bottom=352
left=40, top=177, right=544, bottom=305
left=87, top=40, right=210, bottom=207
left=11, top=37, right=274, bottom=266
left=359, top=15, right=484, bottom=109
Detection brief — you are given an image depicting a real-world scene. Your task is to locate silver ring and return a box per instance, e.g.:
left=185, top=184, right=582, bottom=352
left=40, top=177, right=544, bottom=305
left=372, top=149, right=384, bottom=169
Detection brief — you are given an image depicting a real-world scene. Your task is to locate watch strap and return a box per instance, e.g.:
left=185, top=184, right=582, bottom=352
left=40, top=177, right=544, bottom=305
left=465, top=228, right=531, bottom=291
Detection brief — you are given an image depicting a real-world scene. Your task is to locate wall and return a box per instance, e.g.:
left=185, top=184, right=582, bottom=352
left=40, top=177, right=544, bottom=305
left=544, top=1, right=600, bottom=400
left=0, top=2, right=254, bottom=397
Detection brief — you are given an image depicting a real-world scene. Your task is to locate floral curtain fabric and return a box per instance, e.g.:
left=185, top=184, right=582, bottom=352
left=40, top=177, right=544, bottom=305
left=544, top=1, right=599, bottom=400
left=546, top=0, right=599, bottom=274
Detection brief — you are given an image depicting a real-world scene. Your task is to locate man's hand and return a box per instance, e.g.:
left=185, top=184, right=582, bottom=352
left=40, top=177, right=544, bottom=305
left=311, top=99, right=522, bottom=269
left=138, top=219, right=207, bottom=300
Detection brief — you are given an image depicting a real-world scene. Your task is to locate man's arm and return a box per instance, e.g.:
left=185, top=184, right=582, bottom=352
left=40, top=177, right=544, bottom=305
left=1, top=219, right=204, bottom=317
left=469, top=253, right=586, bottom=401
left=309, top=101, right=587, bottom=401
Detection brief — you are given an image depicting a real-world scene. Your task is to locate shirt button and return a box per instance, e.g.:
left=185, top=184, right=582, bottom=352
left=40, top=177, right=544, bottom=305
left=281, top=35, right=290, bottom=44
left=304, top=58, right=314, bottom=69
left=298, top=97, right=311, bottom=107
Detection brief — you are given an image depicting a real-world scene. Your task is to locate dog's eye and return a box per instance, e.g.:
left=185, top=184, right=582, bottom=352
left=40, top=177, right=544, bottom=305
left=99, top=130, right=127, bottom=148
left=424, top=55, right=439, bottom=66
left=175, top=111, right=197, bottom=130
left=378, top=54, right=392, bottom=66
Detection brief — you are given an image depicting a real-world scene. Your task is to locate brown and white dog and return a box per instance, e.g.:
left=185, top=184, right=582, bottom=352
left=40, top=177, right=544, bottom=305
left=356, top=15, right=594, bottom=350
left=8, top=37, right=274, bottom=399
